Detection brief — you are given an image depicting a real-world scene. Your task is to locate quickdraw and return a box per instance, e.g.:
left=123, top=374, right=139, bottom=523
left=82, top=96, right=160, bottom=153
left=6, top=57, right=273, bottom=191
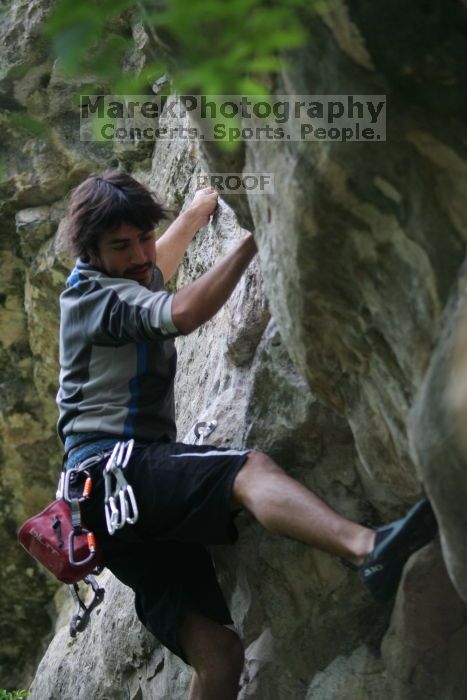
left=69, top=574, right=105, bottom=637
left=104, top=439, right=139, bottom=535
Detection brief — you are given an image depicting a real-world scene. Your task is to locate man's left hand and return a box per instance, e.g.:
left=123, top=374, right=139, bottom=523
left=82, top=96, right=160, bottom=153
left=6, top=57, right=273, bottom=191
left=188, top=187, right=218, bottom=228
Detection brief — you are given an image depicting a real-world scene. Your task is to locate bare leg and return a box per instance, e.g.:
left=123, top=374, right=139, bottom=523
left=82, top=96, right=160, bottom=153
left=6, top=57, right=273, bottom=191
left=179, top=609, right=244, bottom=700
left=232, top=451, right=375, bottom=565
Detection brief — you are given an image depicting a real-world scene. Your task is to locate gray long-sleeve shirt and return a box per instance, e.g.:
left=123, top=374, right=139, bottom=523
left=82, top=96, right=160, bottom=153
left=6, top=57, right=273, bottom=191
left=56, top=258, right=181, bottom=446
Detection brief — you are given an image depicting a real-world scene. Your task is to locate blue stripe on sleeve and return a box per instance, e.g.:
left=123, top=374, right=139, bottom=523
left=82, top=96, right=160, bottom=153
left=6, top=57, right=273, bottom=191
left=124, top=342, right=149, bottom=437
left=67, top=267, right=83, bottom=288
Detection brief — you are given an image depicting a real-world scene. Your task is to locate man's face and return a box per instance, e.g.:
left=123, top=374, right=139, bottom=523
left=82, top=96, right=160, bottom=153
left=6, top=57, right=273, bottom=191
left=89, top=222, right=156, bottom=287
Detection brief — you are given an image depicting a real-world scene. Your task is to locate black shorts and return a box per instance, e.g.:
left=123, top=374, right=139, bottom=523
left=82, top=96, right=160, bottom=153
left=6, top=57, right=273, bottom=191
left=74, top=440, right=250, bottom=662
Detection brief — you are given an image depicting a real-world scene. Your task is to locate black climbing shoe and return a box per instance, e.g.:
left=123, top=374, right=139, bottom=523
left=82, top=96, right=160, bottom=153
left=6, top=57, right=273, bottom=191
left=357, top=499, right=438, bottom=602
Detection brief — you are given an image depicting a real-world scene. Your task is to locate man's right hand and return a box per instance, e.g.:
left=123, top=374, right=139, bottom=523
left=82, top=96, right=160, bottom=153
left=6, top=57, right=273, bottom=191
left=172, top=232, right=257, bottom=335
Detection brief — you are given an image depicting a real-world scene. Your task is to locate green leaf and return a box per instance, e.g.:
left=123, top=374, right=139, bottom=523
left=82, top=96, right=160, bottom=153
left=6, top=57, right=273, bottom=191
left=114, top=64, right=167, bottom=94
left=247, top=56, right=283, bottom=73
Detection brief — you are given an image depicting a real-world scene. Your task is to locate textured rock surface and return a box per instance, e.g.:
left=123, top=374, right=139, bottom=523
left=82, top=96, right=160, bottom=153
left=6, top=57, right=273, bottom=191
left=2, top=0, right=467, bottom=697
left=382, top=541, right=467, bottom=700
left=305, top=645, right=388, bottom=700
left=409, top=265, right=467, bottom=604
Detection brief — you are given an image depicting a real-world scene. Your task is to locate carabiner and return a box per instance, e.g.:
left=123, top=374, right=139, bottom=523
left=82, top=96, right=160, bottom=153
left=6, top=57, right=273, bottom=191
left=105, top=503, right=115, bottom=535
left=118, top=488, right=128, bottom=525
left=68, top=528, right=97, bottom=567
left=103, top=440, right=139, bottom=535
left=123, top=485, right=139, bottom=524
left=120, top=439, right=135, bottom=468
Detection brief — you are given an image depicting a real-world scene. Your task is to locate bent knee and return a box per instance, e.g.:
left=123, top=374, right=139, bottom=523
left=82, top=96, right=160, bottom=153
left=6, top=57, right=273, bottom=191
left=241, top=450, right=282, bottom=478
left=195, top=628, right=244, bottom=675
left=219, top=629, right=244, bottom=670
left=231, top=450, right=283, bottom=509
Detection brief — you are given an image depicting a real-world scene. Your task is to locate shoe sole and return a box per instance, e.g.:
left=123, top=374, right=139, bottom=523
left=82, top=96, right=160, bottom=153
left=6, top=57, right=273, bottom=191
left=359, top=499, right=438, bottom=601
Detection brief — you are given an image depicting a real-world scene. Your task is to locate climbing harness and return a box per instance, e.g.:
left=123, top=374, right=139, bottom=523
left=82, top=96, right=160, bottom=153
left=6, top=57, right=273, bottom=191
left=103, top=439, right=139, bottom=535
left=19, top=430, right=223, bottom=636
left=64, top=439, right=141, bottom=635
left=60, top=440, right=140, bottom=635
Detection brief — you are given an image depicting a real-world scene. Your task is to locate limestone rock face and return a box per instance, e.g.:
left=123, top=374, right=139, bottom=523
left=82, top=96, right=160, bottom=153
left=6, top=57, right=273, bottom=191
left=305, top=646, right=389, bottom=700
left=408, top=266, right=467, bottom=604
left=29, top=571, right=186, bottom=700
left=382, top=542, right=467, bottom=700
left=2, top=0, right=467, bottom=698
left=244, top=5, right=467, bottom=514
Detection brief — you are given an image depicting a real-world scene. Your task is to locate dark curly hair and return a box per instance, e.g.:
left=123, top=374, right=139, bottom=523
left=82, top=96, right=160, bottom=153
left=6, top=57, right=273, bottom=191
left=60, top=171, right=168, bottom=261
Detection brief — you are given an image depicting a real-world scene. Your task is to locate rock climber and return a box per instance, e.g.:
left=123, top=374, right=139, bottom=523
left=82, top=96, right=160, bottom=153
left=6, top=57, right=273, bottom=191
left=57, top=170, right=438, bottom=700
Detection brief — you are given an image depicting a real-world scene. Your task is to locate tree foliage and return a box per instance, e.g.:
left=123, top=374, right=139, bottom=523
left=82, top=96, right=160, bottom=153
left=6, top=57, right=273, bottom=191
left=45, top=0, right=326, bottom=94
